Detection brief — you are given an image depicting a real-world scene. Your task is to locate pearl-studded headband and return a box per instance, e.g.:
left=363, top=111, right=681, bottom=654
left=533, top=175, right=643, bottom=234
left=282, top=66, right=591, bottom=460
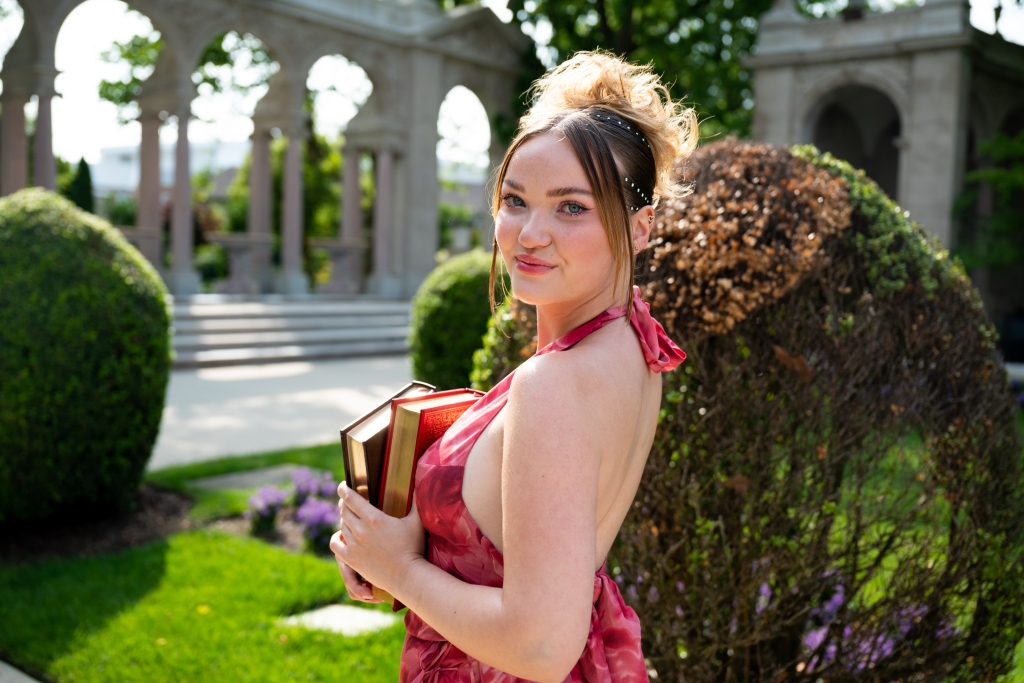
left=589, top=111, right=654, bottom=212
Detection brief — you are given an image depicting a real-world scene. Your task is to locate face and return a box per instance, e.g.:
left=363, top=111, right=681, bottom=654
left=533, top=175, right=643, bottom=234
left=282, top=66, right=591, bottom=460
left=496, top=131, right=632, bottom=310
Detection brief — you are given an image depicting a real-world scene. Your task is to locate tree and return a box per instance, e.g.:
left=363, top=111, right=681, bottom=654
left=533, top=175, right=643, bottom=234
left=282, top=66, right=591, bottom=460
left=99, top=20, right=276, bottom=123
left=65, top=158, right=94, bottom=213
left=954, top=130, right=1024, bottom=271
left=506, top=0, right=774, bottom=139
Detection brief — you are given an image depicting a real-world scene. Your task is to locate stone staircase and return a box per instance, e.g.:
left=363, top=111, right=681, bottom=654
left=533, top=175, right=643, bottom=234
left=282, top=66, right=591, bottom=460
left=171, top=297, right=411, bottom=368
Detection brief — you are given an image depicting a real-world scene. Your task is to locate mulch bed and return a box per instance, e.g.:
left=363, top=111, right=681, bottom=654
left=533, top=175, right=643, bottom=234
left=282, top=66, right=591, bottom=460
left=209, top=508, right=308, bottom=554
left=0, top=487, right=313, bottom=567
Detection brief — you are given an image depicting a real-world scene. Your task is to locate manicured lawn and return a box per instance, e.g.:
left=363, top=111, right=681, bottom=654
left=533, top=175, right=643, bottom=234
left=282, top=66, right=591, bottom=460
left=0, top=530, right=405, bottom=683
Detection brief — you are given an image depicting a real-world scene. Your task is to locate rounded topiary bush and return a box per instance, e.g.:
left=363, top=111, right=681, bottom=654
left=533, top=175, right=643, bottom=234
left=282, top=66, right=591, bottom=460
left=0, top=189, right=171, bottom=523
left=472, top=142, right=1024, bottom=682
left=410, top=248, right=503, bottom=390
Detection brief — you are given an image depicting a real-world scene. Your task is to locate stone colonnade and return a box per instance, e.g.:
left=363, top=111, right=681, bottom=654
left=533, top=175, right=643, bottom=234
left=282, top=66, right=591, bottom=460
left=1, top=0, right=528, bottom=298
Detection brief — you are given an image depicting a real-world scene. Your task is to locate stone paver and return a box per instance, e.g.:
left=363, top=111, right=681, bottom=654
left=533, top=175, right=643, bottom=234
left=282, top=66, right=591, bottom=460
left=0, top=661, right=41, bottom=683
left=188, top=464, right=329, bottom=491
left=1007, top=362, right=1024, bottom=382
left=150, top=356, right=412, bottom=471
left=281, top=604, right=400, bottom=636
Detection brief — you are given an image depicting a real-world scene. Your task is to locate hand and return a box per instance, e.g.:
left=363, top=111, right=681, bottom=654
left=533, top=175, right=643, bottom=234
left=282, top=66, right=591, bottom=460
left=330, top=481, right=426, bottom=602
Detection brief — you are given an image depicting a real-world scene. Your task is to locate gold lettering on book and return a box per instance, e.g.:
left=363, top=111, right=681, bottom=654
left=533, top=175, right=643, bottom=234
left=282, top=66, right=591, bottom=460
left=423, top=407, right=463, bottom=438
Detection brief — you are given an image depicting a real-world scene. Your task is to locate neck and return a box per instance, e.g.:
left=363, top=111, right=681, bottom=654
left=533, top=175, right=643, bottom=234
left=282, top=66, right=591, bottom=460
left=534, top=283, right=625, bottom=348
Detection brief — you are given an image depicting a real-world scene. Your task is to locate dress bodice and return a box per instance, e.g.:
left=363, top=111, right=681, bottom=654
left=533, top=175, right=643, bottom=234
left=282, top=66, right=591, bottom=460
left=400, top=288, right=685, bottom=683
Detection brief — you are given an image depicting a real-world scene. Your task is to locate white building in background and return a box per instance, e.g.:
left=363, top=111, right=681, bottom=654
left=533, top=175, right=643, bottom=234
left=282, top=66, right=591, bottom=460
left=91, top=140, right=248, bottom=201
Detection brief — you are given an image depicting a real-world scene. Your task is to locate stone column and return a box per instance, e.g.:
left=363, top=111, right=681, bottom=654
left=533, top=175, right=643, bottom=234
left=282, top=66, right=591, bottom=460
left=400, top=48, right=444, bottom=297
left=33, top=89, right=56, bottom=190
left=0, top=91, right=28, bottom=196
left=138, top=111, right=162, bottom=228
left=342, top=145, right=362, bottom=242
left=170, top=105, right=199, bottom=296
left=134, top=109, right=163, bottom=268
left=249, top=128, right=273, bottom=291
left=370, top=146, right=401, bottom=296
left=900, top=49, right=969, bottom=248
left=277, top=128, right=309, bottom=295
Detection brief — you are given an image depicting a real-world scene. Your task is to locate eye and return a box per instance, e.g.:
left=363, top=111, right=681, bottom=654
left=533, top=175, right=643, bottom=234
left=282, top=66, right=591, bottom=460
left=560, top=201, right=588, bottom=216
left=502, top=193, right=525, bottom=208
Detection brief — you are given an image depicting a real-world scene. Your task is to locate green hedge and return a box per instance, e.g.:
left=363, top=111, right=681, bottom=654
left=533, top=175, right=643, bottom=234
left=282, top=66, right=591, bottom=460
left=0, top=189, right=171, bottom=523
left=409, top=249, right=502, bottom=390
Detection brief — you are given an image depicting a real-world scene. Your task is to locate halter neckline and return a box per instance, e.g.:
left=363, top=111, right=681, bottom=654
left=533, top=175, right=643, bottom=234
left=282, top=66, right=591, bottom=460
left=536, top=286, right=686, bottom=373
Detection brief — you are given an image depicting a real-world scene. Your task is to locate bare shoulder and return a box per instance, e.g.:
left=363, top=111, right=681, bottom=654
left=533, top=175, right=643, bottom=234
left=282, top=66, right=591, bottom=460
left=507, top=320, right=647, bottom=428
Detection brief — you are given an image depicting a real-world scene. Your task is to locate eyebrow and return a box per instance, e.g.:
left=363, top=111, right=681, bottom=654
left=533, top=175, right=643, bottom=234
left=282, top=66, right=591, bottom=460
left=547, top=186, right=592, bottom=198
left=502, top=178, right=592, bottom=197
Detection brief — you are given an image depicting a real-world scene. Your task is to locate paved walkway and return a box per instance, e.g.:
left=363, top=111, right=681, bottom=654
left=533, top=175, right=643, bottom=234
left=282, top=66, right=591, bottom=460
left=0, top=661, right=39, bottom=683
left=150, top=356, right=413, bottom=471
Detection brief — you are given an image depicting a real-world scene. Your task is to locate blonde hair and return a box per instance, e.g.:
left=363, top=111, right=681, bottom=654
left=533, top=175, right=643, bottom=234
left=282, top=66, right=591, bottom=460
left=489, top=50, right=698, bottom=315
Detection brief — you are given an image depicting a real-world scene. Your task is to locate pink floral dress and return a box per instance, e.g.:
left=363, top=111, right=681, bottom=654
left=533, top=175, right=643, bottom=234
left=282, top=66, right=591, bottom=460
left=401, top=287, right=686, bottom=682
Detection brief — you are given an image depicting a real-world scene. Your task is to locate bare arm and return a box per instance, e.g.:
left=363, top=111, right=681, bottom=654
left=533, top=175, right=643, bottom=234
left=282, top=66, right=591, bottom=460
left=333, top=356, right=601, bottom=682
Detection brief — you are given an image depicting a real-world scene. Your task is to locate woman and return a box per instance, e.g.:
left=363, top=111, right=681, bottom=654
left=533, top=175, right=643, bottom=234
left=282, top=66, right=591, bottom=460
left=331, top=51, right=697, bottom=682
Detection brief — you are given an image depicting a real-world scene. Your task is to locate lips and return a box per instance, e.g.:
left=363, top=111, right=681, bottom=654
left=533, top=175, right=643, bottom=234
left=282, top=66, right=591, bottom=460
left=514, top=254, right=555, bottom=274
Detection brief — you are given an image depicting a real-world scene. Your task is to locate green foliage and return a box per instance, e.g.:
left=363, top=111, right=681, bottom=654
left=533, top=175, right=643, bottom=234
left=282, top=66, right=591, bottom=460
left=507, top=0, right=773, bottom=138
left=192, top=31, right=278, bottom=97
left=953, top=131, right=1024, bottom=271
left=0, top=531, right=404, bottom=682
left=65, top=157, right=94, bottom=213
left=99, top=32, right=162, bottom=124
left=102, top=193, right=138, bottom=227
left=438, top=200, right=476, bottom=249
left=55, top=156, right=74, bottom=196
left=410, top=249, right=500, bottom=390
left=792, top=144, right=963, bottom=304
left=99, top=25, right=278, bottom=125
left=0, top=189, right=171, bottom=523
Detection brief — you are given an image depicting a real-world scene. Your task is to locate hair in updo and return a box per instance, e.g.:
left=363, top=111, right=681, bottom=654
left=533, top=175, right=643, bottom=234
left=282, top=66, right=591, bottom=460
left=489, top=50, right=698, bottom=314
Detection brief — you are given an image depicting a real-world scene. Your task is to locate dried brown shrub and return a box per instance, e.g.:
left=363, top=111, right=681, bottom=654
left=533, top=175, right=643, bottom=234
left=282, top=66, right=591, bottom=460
left=471, top=141, right=1024, bottom=682
left=644, top=141, right=851, bottom=338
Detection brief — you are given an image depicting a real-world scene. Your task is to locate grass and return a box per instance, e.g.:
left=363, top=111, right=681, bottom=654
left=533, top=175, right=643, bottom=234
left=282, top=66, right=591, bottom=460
left=146, top=443, right=346, bottom=522
left=0, top=530, right=405, bottom=683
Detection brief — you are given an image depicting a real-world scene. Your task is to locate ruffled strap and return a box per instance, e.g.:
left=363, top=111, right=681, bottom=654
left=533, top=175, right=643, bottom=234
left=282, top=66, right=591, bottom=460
left=627, top=286, right=686, bottom=373
left=537, top=287, right=686, bottom=374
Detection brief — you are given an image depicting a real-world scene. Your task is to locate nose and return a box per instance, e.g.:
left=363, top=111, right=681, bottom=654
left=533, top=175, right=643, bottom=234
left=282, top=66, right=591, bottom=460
left=517, top=210, right=551, bottom=250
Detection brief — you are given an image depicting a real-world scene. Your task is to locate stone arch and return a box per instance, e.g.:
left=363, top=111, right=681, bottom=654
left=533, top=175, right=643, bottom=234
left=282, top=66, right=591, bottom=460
left=803, top=81, right=904, bottom=201
left=998, top=104, right=1024, bottom=136
left=796, top=68, right=910, bottom=147
left=303, top=51, right=374, bottom=140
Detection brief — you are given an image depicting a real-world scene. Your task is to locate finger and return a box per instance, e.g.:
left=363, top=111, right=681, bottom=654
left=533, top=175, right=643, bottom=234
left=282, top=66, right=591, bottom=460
left=329, top=530, right=348, bottom=559
left=338, top=559, right=376, bottom=602
left=341, top=514, right=363, bottom=542
left=338, top=481, right=373, bottom=519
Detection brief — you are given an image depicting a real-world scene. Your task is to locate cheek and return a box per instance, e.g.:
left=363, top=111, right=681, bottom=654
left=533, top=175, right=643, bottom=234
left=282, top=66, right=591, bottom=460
left=494, top=214, right=520, bottom=260
left=560, top=220, right=615, bottom=271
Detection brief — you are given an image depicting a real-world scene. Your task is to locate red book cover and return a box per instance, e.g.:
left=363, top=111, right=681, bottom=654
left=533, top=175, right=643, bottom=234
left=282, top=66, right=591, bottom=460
left=378, top=389, right=483, bottom=510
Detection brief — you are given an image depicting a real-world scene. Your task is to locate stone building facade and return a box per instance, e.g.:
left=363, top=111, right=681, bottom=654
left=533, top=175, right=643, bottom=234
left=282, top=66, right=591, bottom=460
left=0, top=0, right=528, bottom=297
left=745, top=0, right=1024, bottom=330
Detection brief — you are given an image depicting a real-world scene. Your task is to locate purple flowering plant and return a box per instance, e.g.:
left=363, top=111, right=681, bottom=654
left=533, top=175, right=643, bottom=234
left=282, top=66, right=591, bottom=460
left=291, top=468, right=337, bottom=507
left=245, top=485, right=287, bottom=535
left=296, top=497, right=339, bottom=553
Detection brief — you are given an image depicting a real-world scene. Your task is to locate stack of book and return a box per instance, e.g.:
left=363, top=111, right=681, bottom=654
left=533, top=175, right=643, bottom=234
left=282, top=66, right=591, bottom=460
left=340, top=382, right=483, bottom=606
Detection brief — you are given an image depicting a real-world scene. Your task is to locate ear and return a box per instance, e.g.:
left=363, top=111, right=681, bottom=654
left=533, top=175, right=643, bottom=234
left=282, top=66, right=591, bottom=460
left=631, top=205, right=656, bottom=252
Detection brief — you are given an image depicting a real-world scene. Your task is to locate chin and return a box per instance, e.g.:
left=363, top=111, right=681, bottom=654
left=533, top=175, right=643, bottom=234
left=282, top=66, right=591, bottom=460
left=509, top=278, right=558, bottom=307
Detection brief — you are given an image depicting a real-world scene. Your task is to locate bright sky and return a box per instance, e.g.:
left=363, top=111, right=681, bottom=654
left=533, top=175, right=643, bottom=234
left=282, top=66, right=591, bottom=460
left=0, top=0, right=1020, bottom=167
